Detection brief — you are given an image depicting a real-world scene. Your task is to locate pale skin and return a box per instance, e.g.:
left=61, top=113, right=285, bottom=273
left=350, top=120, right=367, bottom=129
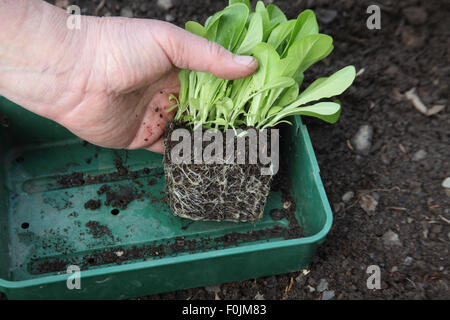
left=0, top=0, right=258, bottom=153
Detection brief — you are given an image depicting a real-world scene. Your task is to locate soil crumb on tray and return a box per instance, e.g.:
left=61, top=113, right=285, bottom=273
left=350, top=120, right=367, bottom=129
left=0, top=113, right=8, bottom=127
left=84, top=199, right=101, bottom=210
left=85, top=221, right=114, bottom=240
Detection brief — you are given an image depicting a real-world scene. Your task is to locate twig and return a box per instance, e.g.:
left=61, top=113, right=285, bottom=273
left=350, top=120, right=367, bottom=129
left=387, top=207, right=407, bottom=211
left=439, top=215, right=450, bottom=225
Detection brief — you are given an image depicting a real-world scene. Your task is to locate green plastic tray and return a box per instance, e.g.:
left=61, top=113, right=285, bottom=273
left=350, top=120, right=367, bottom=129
left=0, top=96, right=332, bottom=299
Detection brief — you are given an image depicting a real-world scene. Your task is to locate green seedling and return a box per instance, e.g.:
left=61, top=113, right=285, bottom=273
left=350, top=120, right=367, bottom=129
left=170, top=0, right=356, bottom=131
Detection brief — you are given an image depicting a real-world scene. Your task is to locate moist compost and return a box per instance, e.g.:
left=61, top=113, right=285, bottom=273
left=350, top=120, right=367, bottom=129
left=164, top=122, right=274, bottom=222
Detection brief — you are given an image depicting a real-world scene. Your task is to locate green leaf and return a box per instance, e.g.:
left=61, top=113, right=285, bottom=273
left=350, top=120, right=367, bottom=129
left=267, top=105, right=283, bottom=117
left=176, top=6, right=355, bottom=131
left=185, top=21, right=206, bottom=37
left=236, top=12, right=263, bottom=55
left=251, top=77, right=295, bottom=97
left=255, top=1, right=271, bottom=41
left=283, top=9, right=319, bottom=57
left=291, top=102, right=341, bottom=123
left=267, top=4, right=287, bottom=26
left=293, top=66, right=356, bottom=106
left=263, top=102, right=341, bottom=128
left=285, top=33, right=333, bottom=74
left=275, top=83, right=299, bottom=106
left=229, top=0, right=251, bottom=11
left=251, top=43, right=280, bottom=88
left=267, top=20, right=296, bottom=53
left=211, top=4, right=250, bottom=51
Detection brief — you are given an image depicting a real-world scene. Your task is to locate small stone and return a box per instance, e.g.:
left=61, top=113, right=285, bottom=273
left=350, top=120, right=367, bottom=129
left=321, top=290, right=335, bottom=300
left=404, top=256, right=414, bottom=265
left=165, top=14, right=175, bottom=22
left=307, top=285, right=316, bottom=293
left=407, top=217, right=414, bottom=224
left=402, top=7, right=428, bottom=26
left=351, top=125, right=373, bottom=155
left=390, top=266, right=398, bottom=273
left=205, top=285, right=221, bottom=294
left=255, top=292, right=265, bottom=300
left=316, top=9, right=337, bottom=24
left=412, top=149, right=427, bottom=162
left=316, top=279, right=328, bottom=292
left=342, top=191, right=355, bottom=203
left=382, top=230, right=402, bottom=246
left=157, top=0, right=173, bottom=11
left=442, top=177, right=450, bottom=189
left=120, top=7, right=133, bottom=18
left=359, top=193, right=378, bottom=214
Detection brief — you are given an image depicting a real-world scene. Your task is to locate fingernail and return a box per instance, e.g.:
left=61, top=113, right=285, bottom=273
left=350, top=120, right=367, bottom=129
left=233, top=55, right=257, bottom=67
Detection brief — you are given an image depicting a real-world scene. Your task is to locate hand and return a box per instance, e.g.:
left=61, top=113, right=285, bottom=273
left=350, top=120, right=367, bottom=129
left=0, top=1, right=258, bottom=153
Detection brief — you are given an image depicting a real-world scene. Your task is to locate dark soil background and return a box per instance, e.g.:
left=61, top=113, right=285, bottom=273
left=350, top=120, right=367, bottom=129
left=39, top=0, right=448, bottom=300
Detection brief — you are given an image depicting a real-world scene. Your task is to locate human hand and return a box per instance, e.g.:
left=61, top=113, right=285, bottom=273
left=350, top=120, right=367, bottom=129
left=0, top=1, right=258, bottom=153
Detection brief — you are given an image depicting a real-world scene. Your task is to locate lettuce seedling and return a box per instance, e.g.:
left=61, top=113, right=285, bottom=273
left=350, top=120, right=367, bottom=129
left=170, top=0, right=356, bottom=131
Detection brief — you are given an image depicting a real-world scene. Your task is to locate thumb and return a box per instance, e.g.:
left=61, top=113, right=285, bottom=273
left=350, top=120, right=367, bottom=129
left=152, top=21, right=258, bottom=80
